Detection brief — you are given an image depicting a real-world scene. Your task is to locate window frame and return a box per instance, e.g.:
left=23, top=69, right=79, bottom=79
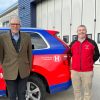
left=25, top=32, right=50, bottom=50
left=63, top=35, right=69, bottom=43
left=72, top=35, right=78, bottom=41
left=87, top=34, right=92, bottom=39
left=97, top=33, right=100, bottom=43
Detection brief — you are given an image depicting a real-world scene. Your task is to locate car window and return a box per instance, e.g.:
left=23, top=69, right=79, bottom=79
left=0, top=31, right=48, bottom=50
left=30, top=32, right=48, bottom=50
left=0, top=30, right=8, bottom=34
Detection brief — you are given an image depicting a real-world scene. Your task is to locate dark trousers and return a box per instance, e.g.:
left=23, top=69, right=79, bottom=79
left=5, top=74, right=28, bottom=100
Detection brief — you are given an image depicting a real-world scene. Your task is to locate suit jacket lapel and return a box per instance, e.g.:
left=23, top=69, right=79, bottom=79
left=6, top=32, right=17, bottom=53
left=6, top=31, right=25, bottom=53
left=19, top=32, right=25, bottom=52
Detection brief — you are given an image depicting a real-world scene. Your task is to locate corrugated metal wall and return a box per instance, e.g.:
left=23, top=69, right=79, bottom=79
left=36, top=0, right=100, bottom=45
left=36, top=0, right=71, bottom=41
left=18, top=0, right=31, bottom=27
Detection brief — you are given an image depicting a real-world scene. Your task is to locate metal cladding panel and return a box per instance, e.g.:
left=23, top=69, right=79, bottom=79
left=54, top=0, right=62, bottom=38
left=71, top=0, right=82, bottom=37
left=36, top=0, right=62, bottom=38
left=47, top=0, right=55, bottom=30
left=95, top=0, right=100, bottom=64
left=36, top=3, right=42, bottom=28
left=41, top=1, right=48, bottom=29
left=96, top=0, right=100, bottom=34
left=82, top=0, right=95, bottom=40
left=62, top=0, right=71, bottom=43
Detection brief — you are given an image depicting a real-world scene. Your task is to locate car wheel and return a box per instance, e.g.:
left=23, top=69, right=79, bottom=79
left=26, top=76, right=46, bottom=100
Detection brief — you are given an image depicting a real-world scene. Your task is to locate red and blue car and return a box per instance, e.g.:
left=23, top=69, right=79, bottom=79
left=0, top=28, right=71, bottom=100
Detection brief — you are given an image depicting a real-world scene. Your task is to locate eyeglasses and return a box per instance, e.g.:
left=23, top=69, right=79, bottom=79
left=78, top=33, right=85, bottom=34
left=10, top=23, right=20, bottom=26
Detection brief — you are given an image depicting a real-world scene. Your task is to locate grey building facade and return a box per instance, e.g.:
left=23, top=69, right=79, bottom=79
left=18, top=0, right=100, bottom=64
left=0, top=2, right=18, bottom=27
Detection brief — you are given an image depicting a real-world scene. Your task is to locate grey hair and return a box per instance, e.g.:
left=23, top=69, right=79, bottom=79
left=9, top=15, right=21, bottom=25
left=77, top=25, right=87, bottom=32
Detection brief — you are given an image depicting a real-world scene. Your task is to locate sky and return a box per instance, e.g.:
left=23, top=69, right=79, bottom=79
left=0, top=0, right=18, bottom=13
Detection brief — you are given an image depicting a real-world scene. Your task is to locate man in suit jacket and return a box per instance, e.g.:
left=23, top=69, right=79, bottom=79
left=0, top=16, right=32, bottom=100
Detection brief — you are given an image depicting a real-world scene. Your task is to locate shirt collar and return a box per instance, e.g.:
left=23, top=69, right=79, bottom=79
left=78, top=38, right=86, bottom=43
left=12, top=33, right=19, bottom=37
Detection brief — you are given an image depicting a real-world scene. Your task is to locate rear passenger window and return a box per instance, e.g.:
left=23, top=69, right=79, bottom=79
left=0, top=31, right=48, bottom=50
left=30, top=33, right=48, bottom=49
left=0, top=30, right=8, bottom=34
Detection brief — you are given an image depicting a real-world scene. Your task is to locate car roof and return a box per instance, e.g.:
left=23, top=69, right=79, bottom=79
left=0, top=27, right=59, bottom=35
left=0, top=27, right=69, bottom=54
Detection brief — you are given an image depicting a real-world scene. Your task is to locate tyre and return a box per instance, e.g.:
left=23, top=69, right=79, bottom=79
left=26, top=76, right=46, bottom=100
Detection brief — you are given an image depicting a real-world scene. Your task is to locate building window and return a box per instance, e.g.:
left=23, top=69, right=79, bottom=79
left=97, top=33, right=100, bottom=43
left=87, top=34, right=92, bottom=39
left=72, top=35, right=78, bottom=41
left=3, top=21, right=9, bottom=27
left=63, top=35, right=69, bottom=43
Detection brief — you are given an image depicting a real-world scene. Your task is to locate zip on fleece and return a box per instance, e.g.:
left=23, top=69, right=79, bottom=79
left=80, top=43, right=82, bottom=70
